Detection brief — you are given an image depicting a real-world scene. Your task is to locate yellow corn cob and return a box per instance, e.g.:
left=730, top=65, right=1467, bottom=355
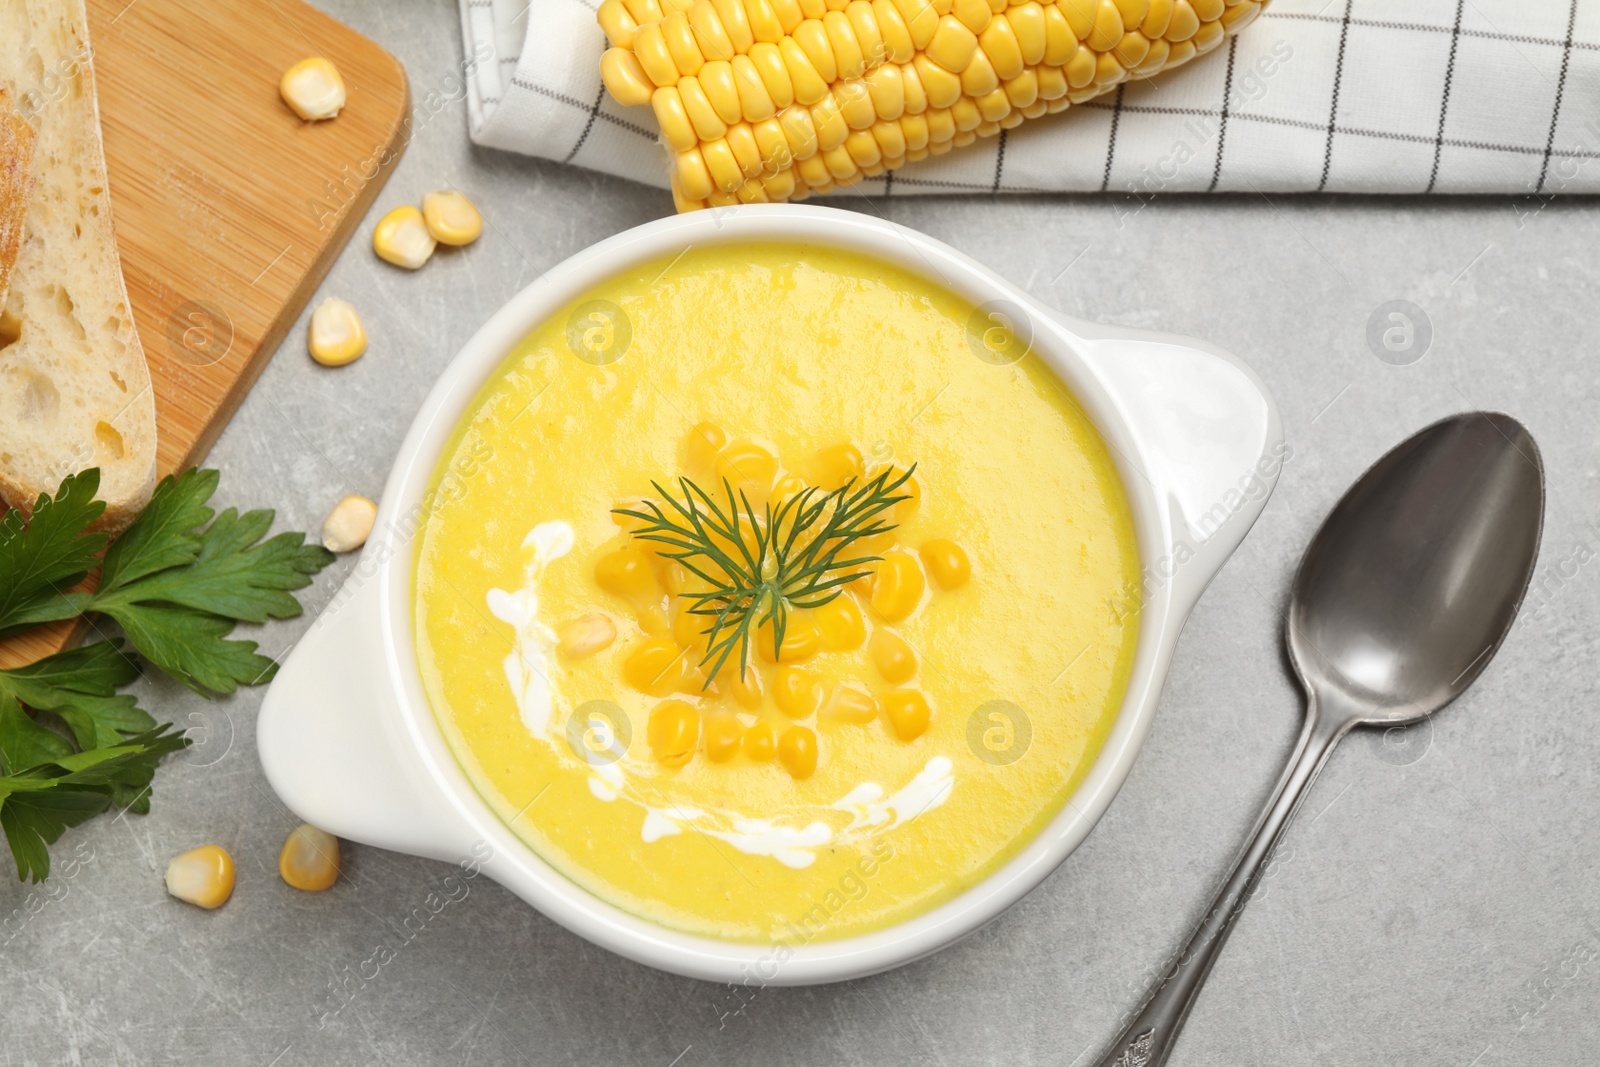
left=599, top=0, right=1267, bottom=210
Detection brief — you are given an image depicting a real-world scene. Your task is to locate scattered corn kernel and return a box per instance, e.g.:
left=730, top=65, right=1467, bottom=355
left=870, top=550, right=926, bottom=621
left=279, top=57, right=345, bottom=120
left=648, top=699, right=701, bottom=766
left=373, top=205, right=437, bottom=269
left=744, top=720, right=780, bottom=760
left=778, top=724, right=818, bottom=778
left=622, top=636, right=696, bottom=695
left=882, top=688, right=932, bottom=741
left=920, top=538, right=971, bottom=588
left=558, top=612, right=617, bottom=658
left=165, top=845, right=235, bottom=910
left=307, top=297, right=367, bottom=366
left=868, top=628, right=917, bottom=684
left=421, top=190, right=483, bottom=246
left=279, top=824, right=341, bottom=892
left=773, top=665, right=825, bottom=718
left=321, top=494, right=377, bottom=553
left=824, top=682, right=878, bottom=724
left=813, top=594, right=865, bottom=650
left=704, top=712, right=744, bottom=761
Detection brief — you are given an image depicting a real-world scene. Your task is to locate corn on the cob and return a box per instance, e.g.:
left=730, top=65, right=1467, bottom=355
left=597, top=0, right=1267, bottom=210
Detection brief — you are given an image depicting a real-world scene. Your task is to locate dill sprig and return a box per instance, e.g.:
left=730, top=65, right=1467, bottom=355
left=613, top=464, right=915, bottom=685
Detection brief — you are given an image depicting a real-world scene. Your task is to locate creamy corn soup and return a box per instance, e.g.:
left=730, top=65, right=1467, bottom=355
left=414, top=244, right=1140, bottom=943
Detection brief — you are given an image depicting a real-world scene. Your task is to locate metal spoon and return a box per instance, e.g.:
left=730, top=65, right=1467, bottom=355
left=1092, top=412, right=1545, bottom=1067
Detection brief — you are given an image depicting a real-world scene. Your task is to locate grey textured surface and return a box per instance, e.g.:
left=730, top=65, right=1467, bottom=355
left=5, top=2, right=1600, bottom=1064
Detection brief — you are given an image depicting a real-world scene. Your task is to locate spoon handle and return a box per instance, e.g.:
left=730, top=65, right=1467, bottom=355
left=1089, top=706, right=1347, bottom=1067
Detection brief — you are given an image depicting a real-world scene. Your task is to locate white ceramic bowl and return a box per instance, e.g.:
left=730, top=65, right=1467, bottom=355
left=260, top=204, right=1282, bottom=986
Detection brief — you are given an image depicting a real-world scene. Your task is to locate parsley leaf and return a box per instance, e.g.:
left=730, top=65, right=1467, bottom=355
left=0, top=470, right=108, bottom=637
left=0, top=642, right=150, bottom=752
left=83, top=471, right=335, bottom=695
left=0, top=727, right=190, bottom=881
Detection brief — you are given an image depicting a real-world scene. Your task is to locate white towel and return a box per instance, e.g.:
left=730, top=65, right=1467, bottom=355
left=457, top=0, right=1600, bottom=197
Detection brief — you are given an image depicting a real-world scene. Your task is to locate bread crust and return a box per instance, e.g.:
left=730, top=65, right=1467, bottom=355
left=0, top=87, right=34, bottom=310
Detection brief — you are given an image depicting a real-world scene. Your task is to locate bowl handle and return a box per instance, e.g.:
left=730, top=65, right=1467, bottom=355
left=1055, top=315, right=1285, bottom=611
left=258, top=571, right=473, bottom=862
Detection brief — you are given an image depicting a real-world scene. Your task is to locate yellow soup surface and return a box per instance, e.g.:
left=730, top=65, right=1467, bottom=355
left=414, top=243, right=1140, bottom=943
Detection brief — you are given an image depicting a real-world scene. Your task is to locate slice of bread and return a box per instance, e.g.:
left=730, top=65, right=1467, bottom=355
left=0, top=0, right=157, bottom=532
left=0, top=88, right=33, bottom=309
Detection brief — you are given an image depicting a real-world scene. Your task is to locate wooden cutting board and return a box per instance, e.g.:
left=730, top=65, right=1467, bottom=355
left=0, top=0, right=410, bottom=668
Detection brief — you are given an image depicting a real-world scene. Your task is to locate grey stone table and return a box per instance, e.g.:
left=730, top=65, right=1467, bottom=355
left=6, top=2, right=1598, bottom=1063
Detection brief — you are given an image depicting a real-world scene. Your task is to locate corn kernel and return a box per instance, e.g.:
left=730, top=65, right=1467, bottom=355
left=715, top=0, right=756, bottom=51
left=773, top=665, right=825, bottom=717
left=1058, top=0, right=1096, bottom=37
left=1043, top=4, right=1077, bottom=63
left=919, top=538, right=970, bottom=588
left=726, top=663, right=764, bottom=708
left=927, top=15, right=978, bottom=72
left=165, top=845, right=235, bottom=909
left=601, top=47, right=652, bottom=103
left=807, top=442, right=865, bottom=488
left=813, top=594, right=865, bottom=650
left=599, top=0, right=641, bottom=48
left=421, top=190, right=483, bottom=246
left=373, top=205, right=436, bottom=269
left=1192, top=16, right=1223, bottom=52
left=952, top=0, right=991, bottom=34
left=307, top=298, right=367, bottom=367
left=757, top=609, right=821, bottom=664
left=279, top=57, right=345, bottom=121
left=778, top=724, right=819, bottom=778
left=887, top=467, right=921, bottom=523
left=1114, top=0, right=1150, bottom=31
left=824, top=682, right=878, bottom=724
left=623, top=636, right=697, bottom=695
left=670, top=599, right=705, bottom=651
left=279, top=825, right=340, bottom=892
left=1009, top=2, right=1046, bottom=63
left=321, top=494, right=377, bottom=553
left=1189, top=0, right=1223, bottom=19
left=1141, top=0, right=1173, bottom=37
left=1221, top=1, right=1260, bottom=31
left=704, top=711, right=744, bottom=761
left=596, top=545, right=663, bottom=607
left=870, top=550, right=925, bottom=621
left=744, top=720, right=780, bottom=760
left=714, top=440, right=779, bottom=498
left=662, top=10, right=707, bottom=72
left=558, top=613, right=617, bottom=658
left=882, top=688, right=931, bottom=740
left=1165, top=0, right=1199, bottom=40
left=648, top=699, right=701, bottom=766
left=868, top=628, right=917, bottom=683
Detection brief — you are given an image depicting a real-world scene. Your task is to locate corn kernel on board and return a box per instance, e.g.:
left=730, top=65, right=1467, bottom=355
left=0, top=0, right=409, bottom=669
left=597, top=0, right=1264, bottom=210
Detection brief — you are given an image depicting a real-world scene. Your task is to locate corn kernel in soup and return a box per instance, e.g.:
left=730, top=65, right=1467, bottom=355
left=414, top=244, right=1139, bottom=943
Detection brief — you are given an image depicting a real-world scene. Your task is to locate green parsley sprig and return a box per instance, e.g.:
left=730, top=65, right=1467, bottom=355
left=614, top=465, right=913, bottom=685
left=0, top=468, right=334, bottom=881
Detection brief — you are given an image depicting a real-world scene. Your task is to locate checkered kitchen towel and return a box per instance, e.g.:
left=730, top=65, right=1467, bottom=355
left=458, top=0, right=1600, bottom=197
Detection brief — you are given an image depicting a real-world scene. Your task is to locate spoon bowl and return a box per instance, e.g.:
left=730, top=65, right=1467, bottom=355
left=1289, top=412, right=1545, bottom=728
